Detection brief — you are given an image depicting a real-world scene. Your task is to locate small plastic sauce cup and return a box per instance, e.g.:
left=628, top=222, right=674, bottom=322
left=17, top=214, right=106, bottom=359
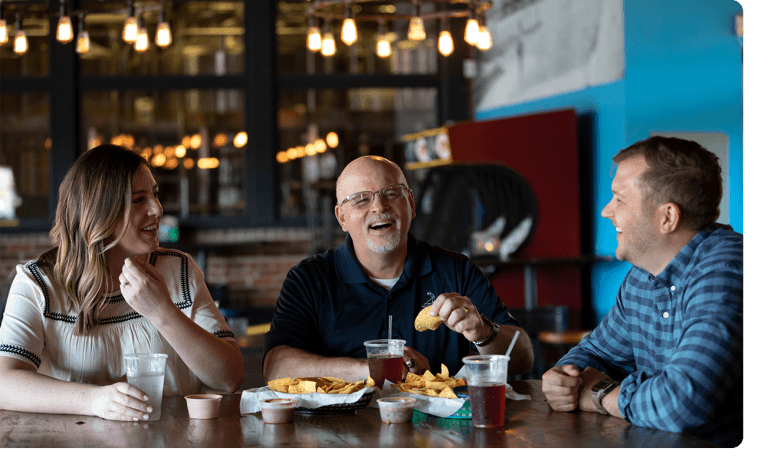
left=377, top=397, right=416, bottom=424
left=259, top=398, right=297, bottom=424
left=184, top=394, right=223, bottom=419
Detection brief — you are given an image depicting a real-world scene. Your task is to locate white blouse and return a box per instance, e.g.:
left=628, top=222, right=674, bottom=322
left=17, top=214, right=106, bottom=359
left=0, top=248, right=235, bottom=396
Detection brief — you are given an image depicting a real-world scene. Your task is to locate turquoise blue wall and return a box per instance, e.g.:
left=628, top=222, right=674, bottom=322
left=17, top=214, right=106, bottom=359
left=475, top=0, right=743, bottom=323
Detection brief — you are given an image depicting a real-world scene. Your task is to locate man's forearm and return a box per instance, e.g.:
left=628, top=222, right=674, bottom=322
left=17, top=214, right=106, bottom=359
left=476, top=326, right=534, bottom=376
left=263, top=345, right=370, bottom=382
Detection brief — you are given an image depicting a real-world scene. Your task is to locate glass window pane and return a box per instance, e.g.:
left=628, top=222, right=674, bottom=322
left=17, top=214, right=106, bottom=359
left=277, top=1, right=439, bottom=75
left=0, top=92, right=50, bottom=221
left=0, top=15, right=50, bottom=77
left=81, top=89, right=246, bottom=218
left=277, top=87, right=437, bottom=219
left=79, top=1, right=244, bottom=77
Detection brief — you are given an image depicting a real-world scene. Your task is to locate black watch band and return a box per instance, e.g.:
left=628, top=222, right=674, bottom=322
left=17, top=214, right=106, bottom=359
left=474, top=314, right=500, bottom=347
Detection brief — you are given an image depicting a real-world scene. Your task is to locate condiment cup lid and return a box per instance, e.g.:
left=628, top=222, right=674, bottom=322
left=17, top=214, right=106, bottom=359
left=377, top=397, right=416, bottom=407
left=185, top=394, right=223, bottom=401
left=259, top=398, right=297, bottom=408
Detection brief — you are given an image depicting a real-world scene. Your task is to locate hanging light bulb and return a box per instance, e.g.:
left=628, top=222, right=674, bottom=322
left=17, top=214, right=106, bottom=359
left=0, top=18, right=7, bottom=46
left=134, top=16, right=148, bottom=52
left=438, top=18, right=454, bottom=56
left=0, top=1, right=9, bottom=46
left=407, top=2, right=426, bottom=41
left=476, top=26, right=491, bottom=50
left=123, top=1, right=138, bottom=44
left=155, top=5, right=172, bottom=48
left=306, top=16, right=321, bottom=52
left=76, top=13, right=90, bottom=54
left=340, top=5, right=357, bottom=46
left=376, top=19, right=391, bottom=58
left=321, top=19, right=335, bottom=56
left=56, top=0, right=73, bottom=44
left=13, top=14, right=26, bottom=55
left=464, top=10, right=479, bottom=45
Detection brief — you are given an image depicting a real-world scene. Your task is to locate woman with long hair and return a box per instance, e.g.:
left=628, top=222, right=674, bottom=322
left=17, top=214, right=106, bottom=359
left=0, top=145, right=244, bottom=421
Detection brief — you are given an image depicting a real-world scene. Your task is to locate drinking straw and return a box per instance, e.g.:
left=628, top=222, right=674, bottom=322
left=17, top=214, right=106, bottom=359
left=504, top=330, right=520, bottom=359
left=388, top=315, right=393, bottom=340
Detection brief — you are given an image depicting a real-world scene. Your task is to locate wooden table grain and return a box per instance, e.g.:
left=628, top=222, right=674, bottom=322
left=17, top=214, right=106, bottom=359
left=0, top=381, right=716, bottom=448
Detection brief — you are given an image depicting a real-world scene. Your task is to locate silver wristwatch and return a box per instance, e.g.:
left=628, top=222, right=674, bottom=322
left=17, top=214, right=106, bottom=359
left=591, top=377, right=618, bottom=415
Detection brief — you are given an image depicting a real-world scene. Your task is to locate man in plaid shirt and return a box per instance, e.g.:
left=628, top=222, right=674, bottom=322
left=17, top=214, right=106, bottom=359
left=542, top=136, right=742, bottom=447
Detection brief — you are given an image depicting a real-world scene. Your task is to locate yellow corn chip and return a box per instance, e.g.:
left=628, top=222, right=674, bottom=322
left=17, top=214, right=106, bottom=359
left=414, top=305, right=442, bottom=332
left=437, top=387, right=457, bottom=399
left=422, top=370, right=436, bottom=382
left=268, top=377, right=294, bottom=393
left=440, top=364, right=449, bottom=378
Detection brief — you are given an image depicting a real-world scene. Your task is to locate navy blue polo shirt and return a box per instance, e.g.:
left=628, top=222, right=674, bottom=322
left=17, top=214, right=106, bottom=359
left=264, top=233, right=520, bottom=375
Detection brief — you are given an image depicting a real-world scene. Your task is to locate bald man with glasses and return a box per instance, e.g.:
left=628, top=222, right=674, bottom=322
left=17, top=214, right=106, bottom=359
left=263, top=156, right=534, bottom=383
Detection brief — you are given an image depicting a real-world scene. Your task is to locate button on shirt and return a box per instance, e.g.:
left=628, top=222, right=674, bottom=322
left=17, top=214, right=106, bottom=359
left=264, top=233, right=520, bottom=375
left=558, top=225, right=742, bottom=447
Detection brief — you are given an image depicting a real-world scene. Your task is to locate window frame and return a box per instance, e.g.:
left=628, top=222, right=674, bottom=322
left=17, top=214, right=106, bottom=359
left=1, top=1, right=467, bottom=233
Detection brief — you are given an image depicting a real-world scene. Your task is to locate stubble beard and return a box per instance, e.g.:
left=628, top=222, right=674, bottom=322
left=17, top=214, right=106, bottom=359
left=366, top=214, right=402, bottom=254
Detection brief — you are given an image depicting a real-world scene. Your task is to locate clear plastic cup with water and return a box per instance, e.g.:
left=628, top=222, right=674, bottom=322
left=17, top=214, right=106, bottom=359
left=124, top=353, right=167, bottom=421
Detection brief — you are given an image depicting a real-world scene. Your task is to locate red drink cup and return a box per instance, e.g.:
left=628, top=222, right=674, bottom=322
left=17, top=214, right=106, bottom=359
left=364, top=339, right=405, bottom=388
left=462, top=355, right=510, bottom=428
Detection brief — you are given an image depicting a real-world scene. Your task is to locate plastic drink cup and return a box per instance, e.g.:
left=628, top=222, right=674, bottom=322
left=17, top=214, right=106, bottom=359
left=462, top=355, right=509, bottom=428
left=124, top=353, right=168, bottom=421
left=364, top=339, right=405, bottom=388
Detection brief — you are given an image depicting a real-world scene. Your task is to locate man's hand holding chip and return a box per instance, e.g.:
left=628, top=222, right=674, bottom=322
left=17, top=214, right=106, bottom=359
left=430, top=293, right=490, bottom=343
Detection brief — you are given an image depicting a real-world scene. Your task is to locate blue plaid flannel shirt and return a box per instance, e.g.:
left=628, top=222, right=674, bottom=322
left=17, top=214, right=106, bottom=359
left=558, top=225, right=742, bottom=447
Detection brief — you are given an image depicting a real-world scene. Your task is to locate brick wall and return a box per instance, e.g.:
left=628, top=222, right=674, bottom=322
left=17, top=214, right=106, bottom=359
left=0, top=229, right=327, bottom=310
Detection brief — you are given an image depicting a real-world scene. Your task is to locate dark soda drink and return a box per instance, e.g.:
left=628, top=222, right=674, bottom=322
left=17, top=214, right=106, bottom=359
left=468, top=383, right=506, bottom=428
left=367, top=354, right=404, bottom=388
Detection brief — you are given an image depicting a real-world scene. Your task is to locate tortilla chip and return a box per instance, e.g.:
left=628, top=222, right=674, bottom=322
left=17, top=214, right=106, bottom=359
left=437, top=387, right=458, bottom=399
left=268, top=377, right=293, bottom=393
left=439, top=364, right=449, bottom=379
left=422, top=370, right=436, bottom=382
left=414, top=305, right=442, bottom=332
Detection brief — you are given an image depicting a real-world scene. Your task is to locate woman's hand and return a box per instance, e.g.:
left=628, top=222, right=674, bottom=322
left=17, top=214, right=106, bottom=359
left=119, top=256, right=175, bottom=322
left=89, top=382, right=154, bottom=421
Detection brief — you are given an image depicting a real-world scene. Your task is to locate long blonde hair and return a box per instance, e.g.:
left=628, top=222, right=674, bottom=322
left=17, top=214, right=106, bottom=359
left=37, top=145, right=148, bottom=335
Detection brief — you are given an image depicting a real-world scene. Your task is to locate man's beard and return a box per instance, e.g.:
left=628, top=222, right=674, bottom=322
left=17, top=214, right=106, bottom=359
left=365, top=213, right=401, bottom=254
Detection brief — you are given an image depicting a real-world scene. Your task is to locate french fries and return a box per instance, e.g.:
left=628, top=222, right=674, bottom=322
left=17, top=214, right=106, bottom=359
left=392, top=364, right=465, bottom=398
left=268, top=376, right=375, bottom=394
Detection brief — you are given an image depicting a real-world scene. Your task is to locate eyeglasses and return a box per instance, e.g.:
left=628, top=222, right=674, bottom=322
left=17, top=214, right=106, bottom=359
left=338, top=184, right=410, bottom=209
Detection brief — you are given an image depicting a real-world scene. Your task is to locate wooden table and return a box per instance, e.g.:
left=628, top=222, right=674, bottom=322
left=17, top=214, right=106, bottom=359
left=0, top=381, right=716, bottom=448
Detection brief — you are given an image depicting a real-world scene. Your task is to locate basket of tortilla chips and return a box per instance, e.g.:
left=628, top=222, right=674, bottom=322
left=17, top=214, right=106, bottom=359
left=240, top=376, right=375, bottom=415
left=386, top=364, right=471, bottom=419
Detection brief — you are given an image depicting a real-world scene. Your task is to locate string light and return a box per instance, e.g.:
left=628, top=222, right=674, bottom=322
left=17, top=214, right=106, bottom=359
left=0, top=1, right=8, bottom=46
left=326, top=132, right=339, bottom=148
left=321, top=18, right=335, bottom=56
left=376, top=19, right=390, bottom=58
left=305, top=1, right=492, bottom=60
left=438, top=18, right=453, bottom=57
left=0, top=2, right=176, bottom=55
left=56, top=0, right=73, bottom=44
left=407, top=1, right=426, bottom=41
left=134, top=14, right=148, bottom=52
left=123, top=1, right=138, bottom=44
left=233, top=132, right=248, bottom=148
left=13, top=14, right=26, bottom=55
left=340, top=4, right=357, bottom=46
left=75, top=13, right=90, bottom=54
left=155, top=4, right=172, bottom=48
left=464, top=9, right=479, bottom=46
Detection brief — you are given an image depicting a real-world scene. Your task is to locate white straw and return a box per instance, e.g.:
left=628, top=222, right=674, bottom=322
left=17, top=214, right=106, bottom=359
left=504, top=330, right=520, bottom=359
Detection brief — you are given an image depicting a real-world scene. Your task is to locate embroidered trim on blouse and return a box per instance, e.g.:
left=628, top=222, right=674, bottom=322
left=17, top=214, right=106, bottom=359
left=0, top=344, right=42, bottom=368
left=213, top=330, right=236, bottom=339
left=27, top=250, right=194, bottom=326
